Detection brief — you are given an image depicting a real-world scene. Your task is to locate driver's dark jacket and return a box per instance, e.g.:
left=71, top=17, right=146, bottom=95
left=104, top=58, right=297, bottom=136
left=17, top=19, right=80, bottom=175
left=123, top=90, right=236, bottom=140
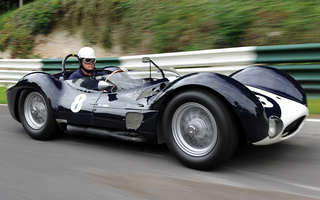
left=69, top=68, right=105, bottom=90
left=69, top=67, right=92, bottom=79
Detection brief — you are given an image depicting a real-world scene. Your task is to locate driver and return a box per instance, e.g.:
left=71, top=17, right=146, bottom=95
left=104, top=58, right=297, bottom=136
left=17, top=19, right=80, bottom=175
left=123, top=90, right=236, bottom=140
left=69, top=47, right=100, bottom=79
left=69, top=47, right=114, bottom=91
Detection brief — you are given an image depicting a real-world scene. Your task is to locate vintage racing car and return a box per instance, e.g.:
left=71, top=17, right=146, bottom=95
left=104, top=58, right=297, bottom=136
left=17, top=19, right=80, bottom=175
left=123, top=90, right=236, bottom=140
left=6, top=54, right=309, bottom=170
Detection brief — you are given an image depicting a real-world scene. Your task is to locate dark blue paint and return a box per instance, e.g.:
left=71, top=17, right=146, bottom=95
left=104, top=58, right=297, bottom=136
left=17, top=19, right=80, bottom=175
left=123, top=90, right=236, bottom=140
left=7, top=66, right=306, bottom=144
left=231, top=66, right=307, bottom=106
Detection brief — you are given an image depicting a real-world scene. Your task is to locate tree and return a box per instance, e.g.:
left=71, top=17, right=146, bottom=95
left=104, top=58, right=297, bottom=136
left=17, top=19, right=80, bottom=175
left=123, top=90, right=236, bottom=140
left=0, top=0, right=34, bottom=14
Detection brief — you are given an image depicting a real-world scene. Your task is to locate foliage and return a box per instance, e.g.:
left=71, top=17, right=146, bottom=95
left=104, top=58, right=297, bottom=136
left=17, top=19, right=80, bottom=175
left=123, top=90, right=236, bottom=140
left=0, top=0, right=35, bottom=14
left=150, top=1, right=216, bottom=53
left=1, top=0, right=320, bottom=57
left=9, top=29, right=34, bottom=58
left=214, top=1, right=253, bottom=47
left=0, top=11, right=14, bottom=51
left=241, top=0, right=320, bottom=46
left=13, top=0, right=61, bottom=34
left=0, top=0, right=61, bottom=57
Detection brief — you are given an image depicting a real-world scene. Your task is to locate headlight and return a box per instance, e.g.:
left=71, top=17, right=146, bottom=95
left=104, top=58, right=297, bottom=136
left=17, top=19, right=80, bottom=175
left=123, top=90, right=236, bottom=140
left=268, top=116, right=283, bottom=139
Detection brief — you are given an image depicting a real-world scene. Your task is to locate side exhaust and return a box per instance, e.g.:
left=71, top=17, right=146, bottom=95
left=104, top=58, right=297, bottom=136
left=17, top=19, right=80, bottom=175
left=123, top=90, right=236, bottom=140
left=66, top=125, right=147, bottom=142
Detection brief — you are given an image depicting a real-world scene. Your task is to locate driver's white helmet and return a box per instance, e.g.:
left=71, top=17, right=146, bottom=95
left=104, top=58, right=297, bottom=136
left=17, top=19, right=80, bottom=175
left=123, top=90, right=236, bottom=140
left=78, top=47, right=96, bottom=59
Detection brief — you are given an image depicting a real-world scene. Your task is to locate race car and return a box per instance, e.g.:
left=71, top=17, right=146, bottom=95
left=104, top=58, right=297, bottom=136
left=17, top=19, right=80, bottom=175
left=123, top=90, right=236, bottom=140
left=6, top=54, right=309, bottom=170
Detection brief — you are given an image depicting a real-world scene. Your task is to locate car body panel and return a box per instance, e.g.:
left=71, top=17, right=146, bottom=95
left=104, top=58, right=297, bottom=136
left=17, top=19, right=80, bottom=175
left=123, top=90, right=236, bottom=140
left=248, top=86, right=308, bottom=145
left=230, top=66, right=307, bottom=105
left=6, top=65, right=308, bottom=145
left=149, top=72, right=269, bottom=143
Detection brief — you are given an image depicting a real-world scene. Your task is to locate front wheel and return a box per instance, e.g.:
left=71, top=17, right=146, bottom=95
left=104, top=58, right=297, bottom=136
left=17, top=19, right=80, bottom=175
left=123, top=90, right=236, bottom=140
left=163, top=90, right=239, bottom=170
left=18, top=90, right=59, bottom=140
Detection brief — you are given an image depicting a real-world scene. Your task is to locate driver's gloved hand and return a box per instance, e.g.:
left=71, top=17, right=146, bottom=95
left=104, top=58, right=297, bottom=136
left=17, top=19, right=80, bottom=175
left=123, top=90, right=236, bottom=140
left=98, top=81, right=114, bottom=92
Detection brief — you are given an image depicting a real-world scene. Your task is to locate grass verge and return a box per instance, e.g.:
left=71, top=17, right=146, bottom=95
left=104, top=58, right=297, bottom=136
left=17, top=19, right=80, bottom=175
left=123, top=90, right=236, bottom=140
left=308, top=99, right=320, bottom=118
left=0, top=87, right=7, bottom=104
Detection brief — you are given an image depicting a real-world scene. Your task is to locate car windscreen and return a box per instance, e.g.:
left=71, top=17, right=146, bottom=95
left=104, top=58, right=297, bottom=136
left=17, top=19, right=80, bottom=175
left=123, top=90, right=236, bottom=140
left=66, top=71, right=145, bottom=92
left=106, top=71, right=145, bottom=91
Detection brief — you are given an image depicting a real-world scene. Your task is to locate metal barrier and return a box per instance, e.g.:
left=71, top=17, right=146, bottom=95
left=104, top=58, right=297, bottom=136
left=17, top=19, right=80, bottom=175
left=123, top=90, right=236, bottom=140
left=118, top=46, right=256, bottom=69
left=256, top=43, right=320, bottom=99
left=41, top=57, right=120, bottom=74
left=256, top=43, right=320, bottom=63
left=1, top=43, right=320, bottom=98
left=0, top=57, right=120, bottom=87
left=0, top=59, right=42, bottom=87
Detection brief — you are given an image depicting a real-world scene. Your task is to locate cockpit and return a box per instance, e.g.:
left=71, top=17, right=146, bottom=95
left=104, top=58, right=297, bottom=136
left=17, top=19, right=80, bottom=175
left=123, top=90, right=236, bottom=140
left=65, top=69, right=146, bottom=93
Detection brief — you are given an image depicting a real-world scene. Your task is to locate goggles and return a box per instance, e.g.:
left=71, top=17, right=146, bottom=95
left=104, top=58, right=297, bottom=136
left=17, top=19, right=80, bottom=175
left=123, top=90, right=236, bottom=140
left=83, top=58, right=96, bottom=64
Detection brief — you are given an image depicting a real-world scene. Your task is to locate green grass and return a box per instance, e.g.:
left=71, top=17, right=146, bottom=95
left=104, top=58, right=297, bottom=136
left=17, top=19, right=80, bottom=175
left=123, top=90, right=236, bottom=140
left=0, top=87, right=7, bottom=104
left=308, top=99, right=320, bottom=116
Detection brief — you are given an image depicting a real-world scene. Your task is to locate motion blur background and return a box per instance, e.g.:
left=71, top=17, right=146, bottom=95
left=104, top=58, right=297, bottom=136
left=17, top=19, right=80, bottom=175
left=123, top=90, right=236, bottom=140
left=1, top=0, right=320, bottom=59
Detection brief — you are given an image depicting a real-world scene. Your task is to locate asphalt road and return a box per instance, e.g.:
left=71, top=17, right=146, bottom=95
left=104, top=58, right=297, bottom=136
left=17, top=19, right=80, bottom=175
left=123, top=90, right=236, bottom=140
left=1, top=104, right=320, bottom=200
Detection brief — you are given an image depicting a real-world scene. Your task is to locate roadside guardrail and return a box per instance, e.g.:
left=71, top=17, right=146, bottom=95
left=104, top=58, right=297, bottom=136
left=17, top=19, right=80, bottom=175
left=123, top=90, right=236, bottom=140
left=1, top=43, right=319, bottom=98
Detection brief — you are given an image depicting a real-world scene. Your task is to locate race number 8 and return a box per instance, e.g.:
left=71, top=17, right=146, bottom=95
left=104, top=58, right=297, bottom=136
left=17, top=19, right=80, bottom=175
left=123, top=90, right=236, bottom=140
left=71, top=94, right=87, bottom=113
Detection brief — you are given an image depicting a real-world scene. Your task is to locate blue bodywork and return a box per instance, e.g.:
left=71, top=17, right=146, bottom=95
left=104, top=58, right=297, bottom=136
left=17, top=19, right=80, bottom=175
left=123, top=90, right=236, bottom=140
left=6, top=65, right=306, bottom=144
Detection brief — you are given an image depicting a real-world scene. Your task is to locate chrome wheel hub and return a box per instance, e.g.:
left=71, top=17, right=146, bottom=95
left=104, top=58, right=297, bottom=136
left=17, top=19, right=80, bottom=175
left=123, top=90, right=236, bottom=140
left=172, top=102, right=218, bottom=157
left=24, top=92, right=47, bottom=130
left=187, top=118, right=207, bottom=138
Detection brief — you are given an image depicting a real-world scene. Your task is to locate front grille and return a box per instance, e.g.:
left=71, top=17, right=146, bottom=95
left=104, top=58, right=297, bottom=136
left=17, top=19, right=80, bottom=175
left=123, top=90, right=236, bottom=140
left=282, top=116, right=306, bottom=137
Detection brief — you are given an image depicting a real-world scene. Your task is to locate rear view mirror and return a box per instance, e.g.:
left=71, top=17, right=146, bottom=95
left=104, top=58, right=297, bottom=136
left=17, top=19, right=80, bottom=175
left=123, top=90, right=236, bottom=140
left=141, top=57, right=165, bottom=79
left=142, top=57, right=150, bottom=63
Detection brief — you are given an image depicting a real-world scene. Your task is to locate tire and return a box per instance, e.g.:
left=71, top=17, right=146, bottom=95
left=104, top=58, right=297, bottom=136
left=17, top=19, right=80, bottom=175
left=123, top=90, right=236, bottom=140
left=163, top=89, right=239, bottom=170
left=18, top=90, right=59, bottom=140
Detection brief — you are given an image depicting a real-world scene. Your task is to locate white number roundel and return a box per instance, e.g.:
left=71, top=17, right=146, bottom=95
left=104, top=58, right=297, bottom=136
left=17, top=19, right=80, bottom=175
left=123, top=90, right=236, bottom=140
left=71, top=94, right=87, bottom=113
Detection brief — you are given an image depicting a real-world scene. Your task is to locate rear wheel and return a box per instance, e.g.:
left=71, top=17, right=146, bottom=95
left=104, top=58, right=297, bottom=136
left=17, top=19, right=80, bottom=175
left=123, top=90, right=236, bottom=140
left=19, top=90, right=59, bottom=140
left=163, top=90, right=238, bottom=170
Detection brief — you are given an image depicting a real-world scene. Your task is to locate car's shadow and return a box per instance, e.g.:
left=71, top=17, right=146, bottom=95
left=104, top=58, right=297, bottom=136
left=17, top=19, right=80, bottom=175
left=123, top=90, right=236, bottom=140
left=50, top=131, right=314, bottom=171
left=55, top=132, right=172, bottom=156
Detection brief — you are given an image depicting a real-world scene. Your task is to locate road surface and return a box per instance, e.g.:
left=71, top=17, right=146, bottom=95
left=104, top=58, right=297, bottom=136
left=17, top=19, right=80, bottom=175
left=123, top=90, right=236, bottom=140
left=1, top=105, right=319, bottom=200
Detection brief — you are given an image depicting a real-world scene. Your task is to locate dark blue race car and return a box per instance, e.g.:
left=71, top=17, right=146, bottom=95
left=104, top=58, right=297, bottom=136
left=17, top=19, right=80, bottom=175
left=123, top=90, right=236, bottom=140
left=6, top=54, right=309, bottom=170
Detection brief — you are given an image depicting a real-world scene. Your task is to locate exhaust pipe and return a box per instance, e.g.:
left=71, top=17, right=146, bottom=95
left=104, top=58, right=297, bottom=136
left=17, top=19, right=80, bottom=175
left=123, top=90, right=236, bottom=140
left=66, top=125, right=147, bottom=142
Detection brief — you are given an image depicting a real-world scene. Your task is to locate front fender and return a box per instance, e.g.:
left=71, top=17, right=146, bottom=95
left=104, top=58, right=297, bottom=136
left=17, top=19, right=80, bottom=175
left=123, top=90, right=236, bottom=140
left=6, top=72, right=62, bottom=122
left=231, top=66, right=307, bottom=106
left=152, top=72, right=269, bottom=143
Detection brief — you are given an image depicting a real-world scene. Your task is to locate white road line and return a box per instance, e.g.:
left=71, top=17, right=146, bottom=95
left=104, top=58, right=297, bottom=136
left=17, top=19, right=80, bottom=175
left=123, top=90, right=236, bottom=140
left=283, top=181, right=320, bottom=193
left=225, top=168, right=320, bottom=199
left=306, top=119, right=320, bottom=123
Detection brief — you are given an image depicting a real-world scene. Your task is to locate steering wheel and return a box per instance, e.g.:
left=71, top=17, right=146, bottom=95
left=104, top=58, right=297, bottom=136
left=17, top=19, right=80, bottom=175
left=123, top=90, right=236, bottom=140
left=100, top=68, right=126, bottom=93
left=105, top=67, right=127, bottom=82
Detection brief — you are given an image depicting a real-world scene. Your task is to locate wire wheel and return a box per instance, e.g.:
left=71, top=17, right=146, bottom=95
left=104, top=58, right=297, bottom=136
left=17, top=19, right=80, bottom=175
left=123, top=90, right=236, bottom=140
left=19, top=90, right=59, bottom=140
left=163, top=89, right=239, bottom=170
left=172, top=102, right=218, bottom=157
left=23, top=91, right=48, bottom=130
